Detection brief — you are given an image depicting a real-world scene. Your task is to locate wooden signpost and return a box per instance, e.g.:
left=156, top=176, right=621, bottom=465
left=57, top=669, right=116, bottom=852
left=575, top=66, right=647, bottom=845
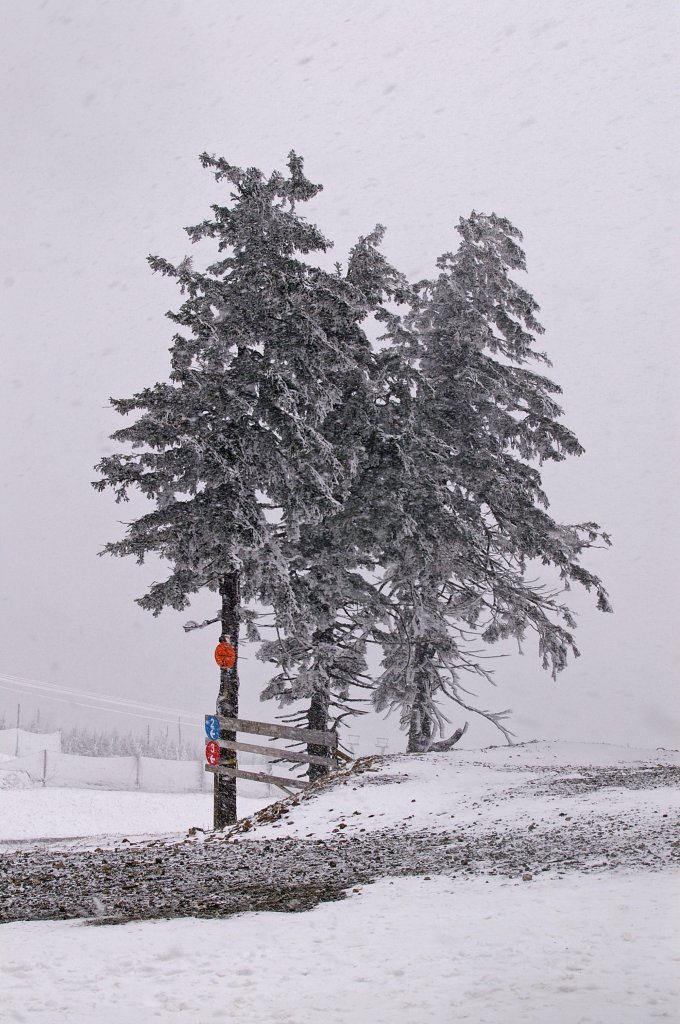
left=204, top=714, right=340, bottom=796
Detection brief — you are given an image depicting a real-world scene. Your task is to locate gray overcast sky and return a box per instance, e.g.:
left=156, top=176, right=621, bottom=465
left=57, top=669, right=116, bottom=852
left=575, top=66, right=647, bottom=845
left=1, top=0, right=678, bottom=752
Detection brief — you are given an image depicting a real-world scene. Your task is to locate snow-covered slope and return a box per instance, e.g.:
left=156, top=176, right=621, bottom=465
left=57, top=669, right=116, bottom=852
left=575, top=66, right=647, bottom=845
left=224, top=740, right=680, bottom=845
left=0, top=789, right=273, bottom=849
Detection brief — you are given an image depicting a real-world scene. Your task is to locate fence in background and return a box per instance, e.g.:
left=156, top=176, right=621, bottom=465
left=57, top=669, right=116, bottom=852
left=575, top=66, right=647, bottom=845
left=0, top=728, right=62, bottom=757
left=0, top=729, right=274, bottom=796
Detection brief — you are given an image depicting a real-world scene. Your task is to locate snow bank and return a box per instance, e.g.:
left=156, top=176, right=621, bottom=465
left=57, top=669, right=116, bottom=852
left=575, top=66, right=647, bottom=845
left=0, top=751, right=46, bottom=788
left=236, top=740, right=680, bottom=842
left=2, top=871, right=677, bottom=1024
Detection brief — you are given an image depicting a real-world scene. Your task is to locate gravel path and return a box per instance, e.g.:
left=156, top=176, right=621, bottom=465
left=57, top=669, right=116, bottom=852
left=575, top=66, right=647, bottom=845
left=2, top=761, right=678, bottom=925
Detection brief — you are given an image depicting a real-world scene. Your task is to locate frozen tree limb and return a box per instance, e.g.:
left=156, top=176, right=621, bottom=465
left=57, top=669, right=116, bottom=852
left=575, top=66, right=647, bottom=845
left=183, top=614, right=221, bottom=633
left=427, top=721, right=469, bottom=751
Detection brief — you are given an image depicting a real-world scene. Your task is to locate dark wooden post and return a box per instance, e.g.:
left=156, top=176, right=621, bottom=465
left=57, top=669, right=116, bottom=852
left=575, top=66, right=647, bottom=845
left=214, top=571, right=240, bottom=828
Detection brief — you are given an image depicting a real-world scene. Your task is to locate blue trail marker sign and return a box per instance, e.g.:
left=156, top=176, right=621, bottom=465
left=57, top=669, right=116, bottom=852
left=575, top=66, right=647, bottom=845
left=205, top=715, right=220, bottom=741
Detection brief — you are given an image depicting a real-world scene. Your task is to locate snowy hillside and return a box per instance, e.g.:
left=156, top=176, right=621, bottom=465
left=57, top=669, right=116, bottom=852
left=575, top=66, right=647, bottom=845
left=224, top=740, right=680, bottom=849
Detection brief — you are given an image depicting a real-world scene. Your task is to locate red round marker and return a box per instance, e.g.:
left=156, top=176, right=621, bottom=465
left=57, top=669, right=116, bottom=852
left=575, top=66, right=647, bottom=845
left=205, top=740, right=221, bottom=766
left=214, top=642, right=236, bottom=669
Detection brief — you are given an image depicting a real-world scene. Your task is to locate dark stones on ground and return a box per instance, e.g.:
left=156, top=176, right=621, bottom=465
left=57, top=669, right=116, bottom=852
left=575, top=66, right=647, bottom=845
left=1, top=757, right=677, bottom=925
left=1, top=811, right=677, bottom=925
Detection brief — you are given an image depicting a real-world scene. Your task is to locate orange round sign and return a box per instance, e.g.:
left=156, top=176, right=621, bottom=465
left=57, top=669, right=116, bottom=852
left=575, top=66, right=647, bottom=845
left=214, top=641, right=236, bottom=669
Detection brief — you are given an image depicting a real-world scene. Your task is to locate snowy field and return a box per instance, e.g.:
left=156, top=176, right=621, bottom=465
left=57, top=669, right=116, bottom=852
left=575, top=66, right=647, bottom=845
left=0, top=788, right=271, bottom=848
left=2, top=872, right=678, bottom=1024
left=1, top=742, right=678, bottom=1023
left=0, top=789, right=212, bottom=846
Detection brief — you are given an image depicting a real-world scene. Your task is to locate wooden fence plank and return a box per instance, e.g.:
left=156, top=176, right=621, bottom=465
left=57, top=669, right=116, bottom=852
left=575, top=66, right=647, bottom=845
left=217, top=738, right=337, bottom=768
left=213, top=715, right=337, bottom=747
left=205, top=764, right=308, bottom=791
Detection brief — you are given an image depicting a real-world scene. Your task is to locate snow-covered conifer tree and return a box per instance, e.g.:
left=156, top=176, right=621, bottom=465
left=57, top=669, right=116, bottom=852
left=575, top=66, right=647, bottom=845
left=257, top=228, right=412, bottom=779
left=94, top=152, right=369, bottom=824
left=373, top=213, right=611, bottom=751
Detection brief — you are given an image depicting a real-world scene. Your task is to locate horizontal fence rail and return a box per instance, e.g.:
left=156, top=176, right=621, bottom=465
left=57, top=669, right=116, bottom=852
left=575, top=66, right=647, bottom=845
left=213, top=715, right=337, bottom=748
left=216, top=737, right=337, bottom=768
left=205, top=764, right=308, bottom=792
left=205, top=714, right=342, bottom=795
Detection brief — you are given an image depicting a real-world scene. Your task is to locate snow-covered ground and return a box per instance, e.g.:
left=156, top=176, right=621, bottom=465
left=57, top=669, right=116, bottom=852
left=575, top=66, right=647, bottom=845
left=2, top=740, right=675, bottom=850
left=1, top=742, right=678, bottom=1023
left=0, top=789, right=270, bottom=849
left=2, top=871, right=678, bottom=1024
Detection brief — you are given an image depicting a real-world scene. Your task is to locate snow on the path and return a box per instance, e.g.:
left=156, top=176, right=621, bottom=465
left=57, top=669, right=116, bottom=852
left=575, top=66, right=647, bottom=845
left=2, top=870, right=678, bottom=1024
left=0, top=790, right=272, bottom=847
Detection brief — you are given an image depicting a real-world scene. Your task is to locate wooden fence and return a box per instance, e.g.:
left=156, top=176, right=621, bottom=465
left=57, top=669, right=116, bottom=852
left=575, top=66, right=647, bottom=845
left=204, top=715, right=347, bottom=795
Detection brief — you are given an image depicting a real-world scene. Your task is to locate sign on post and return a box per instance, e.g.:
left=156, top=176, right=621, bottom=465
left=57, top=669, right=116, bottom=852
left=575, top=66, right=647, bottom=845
left=214, top=642, right=236, bottom=669
left=205, top=740, right=221, bottom=766
left=205, top=715, right=220, bottom=740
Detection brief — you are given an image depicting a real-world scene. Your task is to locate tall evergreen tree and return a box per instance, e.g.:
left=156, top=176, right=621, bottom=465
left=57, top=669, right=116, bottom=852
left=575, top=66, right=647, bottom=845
left=257, top=227, right=412, bottom=779
left=373, top=212, right=611, bottom=750
left=94, top=151, right=370, bottom=825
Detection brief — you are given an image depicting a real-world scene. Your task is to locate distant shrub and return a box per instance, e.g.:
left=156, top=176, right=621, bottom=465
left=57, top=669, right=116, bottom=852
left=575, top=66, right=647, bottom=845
left=60, top=725, right=199, bottom=760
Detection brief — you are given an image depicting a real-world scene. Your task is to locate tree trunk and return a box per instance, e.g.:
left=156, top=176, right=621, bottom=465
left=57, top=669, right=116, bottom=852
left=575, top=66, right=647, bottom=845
left=307, top=628, right=333, bottom=783
left=214, top=571, right=240, bottom=829
left=307, top=688, right=331, bottom=783
left=406, top=646, right=434, bottom=753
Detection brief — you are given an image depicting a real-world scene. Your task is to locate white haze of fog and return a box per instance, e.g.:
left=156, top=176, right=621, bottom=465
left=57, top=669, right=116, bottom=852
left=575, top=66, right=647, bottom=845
left=0, top=0, right=678, bottom=754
